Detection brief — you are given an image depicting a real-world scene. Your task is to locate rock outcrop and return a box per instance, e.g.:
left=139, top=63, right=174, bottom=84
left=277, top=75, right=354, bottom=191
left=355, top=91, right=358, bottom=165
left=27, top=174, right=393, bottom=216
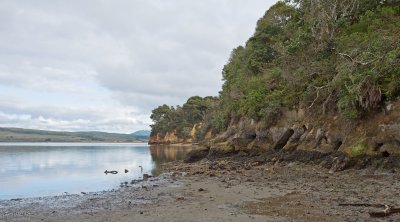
left=208, top=99, right=400, bottom=158
left=149, top=99, right=400, bottom=162
left=148, top=130, right=185, bottom=144
left=148, top=124, right=206, bottom=145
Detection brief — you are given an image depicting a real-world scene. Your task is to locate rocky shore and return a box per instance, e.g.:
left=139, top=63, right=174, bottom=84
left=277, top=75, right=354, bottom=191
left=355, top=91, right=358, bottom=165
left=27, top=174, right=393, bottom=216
left=1, top=151, right=400, bottom=222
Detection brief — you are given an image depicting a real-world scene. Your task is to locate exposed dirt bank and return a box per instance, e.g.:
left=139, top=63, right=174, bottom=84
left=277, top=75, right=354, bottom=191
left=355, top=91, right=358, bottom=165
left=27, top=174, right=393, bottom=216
left=1, top=154, right=400, bottom=222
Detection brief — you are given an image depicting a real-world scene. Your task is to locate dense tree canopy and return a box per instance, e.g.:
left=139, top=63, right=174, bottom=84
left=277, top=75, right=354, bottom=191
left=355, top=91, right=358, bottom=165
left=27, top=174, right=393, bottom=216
left=150, top=96, right=219, bottom=140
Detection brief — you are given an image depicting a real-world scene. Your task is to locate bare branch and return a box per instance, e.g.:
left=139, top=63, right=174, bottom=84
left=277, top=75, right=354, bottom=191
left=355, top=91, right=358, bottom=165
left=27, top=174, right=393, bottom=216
left=322, top=91, right=333, bottom=115
left=308, top=91, right=320, bottom=109
left=338, top=52, right=381, bottom=66
left=338, top=52, right=354, bottom=62
left=308, top=85, right=329, bottom=109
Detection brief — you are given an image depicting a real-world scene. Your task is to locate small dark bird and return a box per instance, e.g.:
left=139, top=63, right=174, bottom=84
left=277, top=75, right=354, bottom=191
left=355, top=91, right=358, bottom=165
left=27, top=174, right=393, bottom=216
left=104, top=170, right=118, bottom=175
left=139, top=165, right=143, bottom=173
left=124, top=169, right=129, bottom=173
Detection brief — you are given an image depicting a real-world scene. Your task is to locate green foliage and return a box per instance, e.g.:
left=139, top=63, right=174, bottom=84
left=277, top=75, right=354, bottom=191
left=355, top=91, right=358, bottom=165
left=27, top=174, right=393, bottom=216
left=194, top=124, right=207, bottom=143
left=240, top=76, right=268, bottom=119
left=338, top=94, right=359, bottom=119
left=350, top=143, right=366, bottom=157
left=209, top=111, right=229, bottom=134
left=286, top=29, right=312, bottom=54
left=150, top=104, right=174, bottom=136
left=150, top=96, right=219, bottom=139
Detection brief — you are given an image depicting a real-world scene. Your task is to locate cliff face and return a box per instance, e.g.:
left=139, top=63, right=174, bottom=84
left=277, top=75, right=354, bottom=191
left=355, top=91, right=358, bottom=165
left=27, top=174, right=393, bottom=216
left=209, top=99, right=400, bottom=157
left=149, top=122, right=214, bottom=145
left=150, top=99, right=400, bottom=158
left=148, top=130, right=186, bottom=144
left=148, top=124, right=200, bottom=144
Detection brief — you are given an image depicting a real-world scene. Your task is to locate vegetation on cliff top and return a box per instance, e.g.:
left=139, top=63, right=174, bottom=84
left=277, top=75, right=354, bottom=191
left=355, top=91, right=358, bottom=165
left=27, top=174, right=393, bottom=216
left=151, top=0, right=400, bottom=141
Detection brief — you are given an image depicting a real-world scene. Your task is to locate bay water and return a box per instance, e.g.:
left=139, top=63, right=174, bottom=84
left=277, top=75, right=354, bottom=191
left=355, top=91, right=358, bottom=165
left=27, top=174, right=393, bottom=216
left=0, top=143, right=194, bottom=199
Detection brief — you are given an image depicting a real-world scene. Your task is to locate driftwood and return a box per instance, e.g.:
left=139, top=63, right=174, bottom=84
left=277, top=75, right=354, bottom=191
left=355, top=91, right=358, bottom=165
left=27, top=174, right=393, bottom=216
left=339, top=203, right=400, bottom=218
left=339, top=203, right=386, bottom=208
left=369, top=205, right=400, bottom=218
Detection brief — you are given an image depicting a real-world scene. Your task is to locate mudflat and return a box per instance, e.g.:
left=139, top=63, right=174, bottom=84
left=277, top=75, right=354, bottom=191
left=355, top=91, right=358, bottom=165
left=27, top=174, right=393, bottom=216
left=1, top=158, right=399, bottom=222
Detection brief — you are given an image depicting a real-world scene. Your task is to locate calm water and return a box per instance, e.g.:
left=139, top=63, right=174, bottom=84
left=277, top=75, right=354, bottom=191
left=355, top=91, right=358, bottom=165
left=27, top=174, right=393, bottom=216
left=0, top=143, right=194, bottom=200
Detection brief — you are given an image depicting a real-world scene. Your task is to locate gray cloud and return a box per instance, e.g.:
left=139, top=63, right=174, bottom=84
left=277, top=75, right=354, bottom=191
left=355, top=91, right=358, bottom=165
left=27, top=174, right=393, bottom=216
left=0, top=0, right=277, bottom=132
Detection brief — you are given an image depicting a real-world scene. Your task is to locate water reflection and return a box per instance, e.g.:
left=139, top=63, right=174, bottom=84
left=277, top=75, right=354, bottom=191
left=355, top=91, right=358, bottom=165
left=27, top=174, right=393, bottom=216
left=0, top=143, right=194, bottom=199
left=149, top=145, right=196, bottom=175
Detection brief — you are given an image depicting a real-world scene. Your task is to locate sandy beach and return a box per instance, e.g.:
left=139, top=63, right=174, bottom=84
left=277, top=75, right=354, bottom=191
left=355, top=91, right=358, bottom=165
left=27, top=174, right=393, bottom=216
left=1, top=154, right=400, bottom=222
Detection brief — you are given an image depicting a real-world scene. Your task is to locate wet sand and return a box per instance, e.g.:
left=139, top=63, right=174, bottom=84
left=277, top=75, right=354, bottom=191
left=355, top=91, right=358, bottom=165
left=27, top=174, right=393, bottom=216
left=1, top=158, right=400, bottom=222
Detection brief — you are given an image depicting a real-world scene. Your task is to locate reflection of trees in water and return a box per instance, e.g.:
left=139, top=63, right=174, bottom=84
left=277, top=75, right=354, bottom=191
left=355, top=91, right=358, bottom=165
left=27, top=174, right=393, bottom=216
left=149, top=145, right=195, bottom=176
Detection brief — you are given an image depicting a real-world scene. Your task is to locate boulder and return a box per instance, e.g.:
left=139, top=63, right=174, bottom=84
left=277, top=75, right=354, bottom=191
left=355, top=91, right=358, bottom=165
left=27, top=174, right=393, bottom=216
left=184, top=148, right=210, bottom=163
left=273, top=128, right=294, bottom=151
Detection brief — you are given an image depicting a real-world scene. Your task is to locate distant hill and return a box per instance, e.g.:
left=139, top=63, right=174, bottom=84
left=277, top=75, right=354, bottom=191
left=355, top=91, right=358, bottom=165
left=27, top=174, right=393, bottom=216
left=131, top=130, right=151, bottom=140
left=0, top=127, right=147, bottom=143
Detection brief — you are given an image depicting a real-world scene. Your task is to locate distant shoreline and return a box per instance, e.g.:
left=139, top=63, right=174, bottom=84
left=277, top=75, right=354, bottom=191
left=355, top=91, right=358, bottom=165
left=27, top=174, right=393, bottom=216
left=0, top=141, right=147, bottom=143
left=0, top=141, right=149, bottom=145
left=0, top=127, right=149, bottom=143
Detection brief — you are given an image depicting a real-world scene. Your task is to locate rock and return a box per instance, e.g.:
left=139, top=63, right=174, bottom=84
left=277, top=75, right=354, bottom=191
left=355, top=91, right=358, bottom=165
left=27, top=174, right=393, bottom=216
left=131, top=179, right=140, bottom=184
left=379, top=143, right=398, bottom=155
left=230, top=137, right=254, bottom=151
left=143, top=174, right=152, bottom=180
left=329, top=155, right=351, bottom=172
left=273, top=129, right=295, bottom=151
left=184, top=148, right=210, bottom=163
left=315, top=128, right=325, bottom=141
left=253, top=155, right=266, bottom=164
left=208, top=172, right=216, bottom=177
left=218, top=163, right=226, bottom=170
left=176, top=196, right=185, bottom=201
left=320, top=159, right=332, bottom=169
left=283, top=125, right=307, bottom=151
left=386, top=102, right=393, bottom=112
left=209, top=141, right=238, bottom=158
left=208, top=162, right=219, bottom=170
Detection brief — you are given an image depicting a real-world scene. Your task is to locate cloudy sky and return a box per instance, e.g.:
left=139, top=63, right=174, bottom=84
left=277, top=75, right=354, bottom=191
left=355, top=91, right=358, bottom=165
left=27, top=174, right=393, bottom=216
left=0, top=0, right=277, bottom=133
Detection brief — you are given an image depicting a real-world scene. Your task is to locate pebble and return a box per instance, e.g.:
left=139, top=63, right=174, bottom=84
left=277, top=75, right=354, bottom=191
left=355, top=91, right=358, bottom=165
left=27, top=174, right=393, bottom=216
left=176, top=197, right=185, bottom=201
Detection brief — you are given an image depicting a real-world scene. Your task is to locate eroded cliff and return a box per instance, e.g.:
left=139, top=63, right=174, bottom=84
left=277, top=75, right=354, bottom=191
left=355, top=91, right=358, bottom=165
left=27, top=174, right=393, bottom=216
left=208, top=99, right=400, bottom=158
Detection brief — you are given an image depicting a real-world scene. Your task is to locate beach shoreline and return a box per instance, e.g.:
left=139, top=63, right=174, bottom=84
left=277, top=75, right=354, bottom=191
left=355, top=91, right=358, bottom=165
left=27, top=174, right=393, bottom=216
left=1, top=157, right=400, bottom=222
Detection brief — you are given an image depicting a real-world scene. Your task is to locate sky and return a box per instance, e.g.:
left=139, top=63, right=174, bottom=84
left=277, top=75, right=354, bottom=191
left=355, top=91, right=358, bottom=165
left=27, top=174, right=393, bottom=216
left=0, top=0, right=277, bottom=133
